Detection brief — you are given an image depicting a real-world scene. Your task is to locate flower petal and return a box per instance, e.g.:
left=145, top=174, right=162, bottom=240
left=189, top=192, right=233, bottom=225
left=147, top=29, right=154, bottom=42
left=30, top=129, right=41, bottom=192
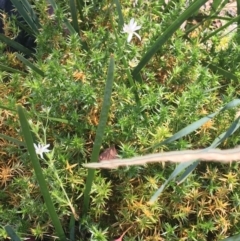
left=123, top=24, right=128, bottom=33
left=34, top=143, right=51, bottom=159
left=134, top=25, right=141, bottom=31
left=131, top=21, right=137, bottom=29
left=133, top=32, right=141, bottom=41
left=43, top=144, right=50, bottom=152
left=127, top=33, right=133, bottom=42
left=129, top=18, right=135, bottom=26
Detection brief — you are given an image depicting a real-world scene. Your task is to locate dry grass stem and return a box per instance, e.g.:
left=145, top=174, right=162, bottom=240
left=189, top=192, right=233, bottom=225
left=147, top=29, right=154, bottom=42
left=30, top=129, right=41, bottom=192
left=83, top=147, right=240, bottom=169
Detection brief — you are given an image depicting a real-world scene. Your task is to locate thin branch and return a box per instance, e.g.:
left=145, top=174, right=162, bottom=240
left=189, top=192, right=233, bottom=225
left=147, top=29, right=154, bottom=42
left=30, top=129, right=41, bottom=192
left=83, top=147, right=240, bottom=169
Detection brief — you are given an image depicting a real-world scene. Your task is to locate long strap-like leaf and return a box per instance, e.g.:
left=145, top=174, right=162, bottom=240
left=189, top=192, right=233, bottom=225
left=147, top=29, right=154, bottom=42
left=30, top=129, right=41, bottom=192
left=17, top=105, right=67, bottom=241
left=132, top=0, right=209, bottom=80
left=83, top=55, right=115, bottom=214
left=0, top=34, right=34, bottom=57
left=10, top=0, right=40, bottom=34
left=15, top=53, right=44, bottom=77
left=5, top=226, right=22, bottom=241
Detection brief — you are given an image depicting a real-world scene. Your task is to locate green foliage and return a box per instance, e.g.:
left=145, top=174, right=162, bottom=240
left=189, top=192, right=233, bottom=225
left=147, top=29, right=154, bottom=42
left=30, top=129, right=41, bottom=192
left=17, top=105, right=66, bottom=241
left=83, top=55, right=115, bottom=214
left=0, top=0, right=240, bottom=240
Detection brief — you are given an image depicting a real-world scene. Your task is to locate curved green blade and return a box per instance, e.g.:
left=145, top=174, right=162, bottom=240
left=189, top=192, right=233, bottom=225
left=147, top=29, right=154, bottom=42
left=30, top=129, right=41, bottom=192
left=177, top=116, right=240, bottom=184
left=0, top=34, right=34, bottom=57
left=149, top=99, right=240, bottom=203
left=10, top=0, right=40, bottom=34
left=0, top=63, right=27, bottom=75
left=5, top=226, right=22, bottom=241
left=114, top=0, right=124, bottom=30
left=148, top=99, right=240, bottom=151
left=15, top=53, right=44, bottom=77
left=132, top=0, right=209, bottom=80
left=221, top=233, right=240, bottom=241
left=0, top=133, right=25, bottom=147
left=83, top=55, right=115, bottom=214
left=147, top=112, right=218, bottom=151
left=69, top=0, right=79, bottom=33
left=149, top=160, right=195, bottom=204
left=17, top=105, right=66, bottom=241
left=48, top=0, right=76, bottom=35
left=204, top=62, right=238, bottom=82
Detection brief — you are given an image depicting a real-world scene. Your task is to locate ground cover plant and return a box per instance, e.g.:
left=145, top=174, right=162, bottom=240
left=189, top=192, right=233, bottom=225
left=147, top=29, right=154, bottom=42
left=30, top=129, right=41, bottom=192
left=1, top=0, right=240, bottom=240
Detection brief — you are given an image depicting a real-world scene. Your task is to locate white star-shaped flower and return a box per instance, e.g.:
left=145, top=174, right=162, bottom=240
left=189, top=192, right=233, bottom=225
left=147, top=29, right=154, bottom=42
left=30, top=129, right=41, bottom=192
left=133, top=0, right=138, bottom=7
left=34, top=143, right=50, bottom=159
left=123, top=18, right=141, bottom=43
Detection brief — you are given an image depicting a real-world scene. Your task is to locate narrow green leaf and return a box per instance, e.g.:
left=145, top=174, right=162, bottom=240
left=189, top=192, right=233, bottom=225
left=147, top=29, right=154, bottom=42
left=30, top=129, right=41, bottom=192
left=148, top=99, right=240, bottom=151
left=17, top=16, right=36, bottom=36
left=83, top=55, right=115, bottom=214
left=75, top=0, right=85, bottom=25
left=0, top=133, right=25, bottom=147
left=64, top=19, right=77, bottom=35
left=149, top=99, right=240, bottom=202
left=212, top=0, right=226, bottom=12
left=132, top=0, right=209, bottom=79
left=149, top=160, right=195, bottom=204
left=69, top=214, right=75, bottom=241
left=0, top=34, right=34, bottom=57
left=10, top=0, right=40, bottom=34
left=204, top=84, right=228, bottom=93
left=204, top=62, right=238, bottom=82
left=17, top=105, right=66, bottom=241
left=202, top=15, right=240, bottom=42
left=20, top=0, right=40, bottom=27
left=0, top=104, right=69, bottom=124
left=0, top=63, right=27, bottom=75
left=176, top=116, right=240, bottom=184
left=176, top=161, right=200, bottom=185
left=48, top=0, right=76, bottom=35
left=0, top=105, right=15, bottom=112
left=220, top=99, right=240, bottom=111
left=221, top=233, right=240, bottom=241
left=48, top=0, right=88, bottom=50
left=148, top=112, right=218, bottom=151
left=236, top=0, right=240, bottom=41
left=39, top=115, right=70, bottom=124
left=69, top=0, right=79, bottom=33
left=237, top=0, right=240, bottom=32
left=15, top=53, right=44, bottom=77
left=114, top=0, right=124, bottom=30
left=5, top=226, right=22, bottom=241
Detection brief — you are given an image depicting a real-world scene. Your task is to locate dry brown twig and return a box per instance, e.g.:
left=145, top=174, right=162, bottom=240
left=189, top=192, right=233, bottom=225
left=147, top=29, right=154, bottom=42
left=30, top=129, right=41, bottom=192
left=83, top=147, right=240, bottom=169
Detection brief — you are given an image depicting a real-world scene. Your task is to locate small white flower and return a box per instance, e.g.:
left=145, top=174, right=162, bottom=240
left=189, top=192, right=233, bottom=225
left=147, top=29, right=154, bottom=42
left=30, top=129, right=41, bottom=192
left=133, top=0, right=138, bottom=7
left=123, top=18, right=141, bottom=43
left=34, top=143, right=50, bottom=159
left=129, top=57, right=139, bottom=68
left=41, top=106, right=51, bottom=114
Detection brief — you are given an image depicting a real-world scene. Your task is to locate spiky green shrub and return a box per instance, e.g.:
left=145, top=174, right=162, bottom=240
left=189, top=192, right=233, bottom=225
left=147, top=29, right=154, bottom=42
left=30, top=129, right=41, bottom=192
left=1, top=0, right=240, bottom=240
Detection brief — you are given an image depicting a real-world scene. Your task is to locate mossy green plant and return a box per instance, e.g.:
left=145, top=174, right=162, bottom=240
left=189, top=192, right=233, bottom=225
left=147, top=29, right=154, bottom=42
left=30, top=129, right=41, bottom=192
left=1, top=0, right=240, bottom=240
